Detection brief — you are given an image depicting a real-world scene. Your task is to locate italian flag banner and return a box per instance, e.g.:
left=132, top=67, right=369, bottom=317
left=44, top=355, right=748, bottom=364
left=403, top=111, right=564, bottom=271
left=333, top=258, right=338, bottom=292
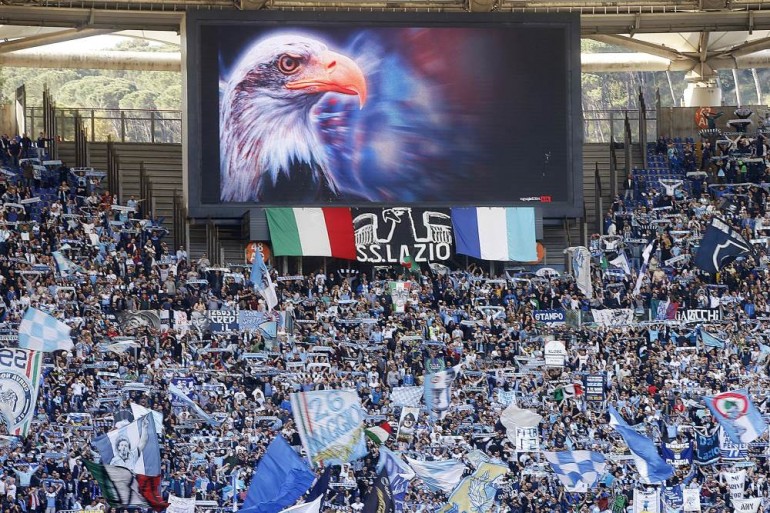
left=266, top=208, right=356, bottom=260
left=84, top=460, right=168, bottom=511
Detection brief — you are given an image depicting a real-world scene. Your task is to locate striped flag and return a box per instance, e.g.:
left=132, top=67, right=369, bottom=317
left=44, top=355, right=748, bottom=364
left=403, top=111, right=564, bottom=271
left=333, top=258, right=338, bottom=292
left=451, top=207, right=537, bottom=261
left=365, top=421, right=392, bottom=445
left=83, top=460, right=167, bottom=511
left=266, top=208, right=356, bottom=259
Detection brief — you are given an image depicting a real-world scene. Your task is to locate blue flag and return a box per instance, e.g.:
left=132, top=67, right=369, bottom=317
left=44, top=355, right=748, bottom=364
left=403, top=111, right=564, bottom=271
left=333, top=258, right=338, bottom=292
left=697, top=327, right=725, bottom=349
left=376, top=448, right=415, bottom=513
left=704, top=390, right=767, bottom=444
left=250, top=255, right=278, bottom=310
left=240, top=436, right=315, bottom=513
left=608, top=406, right=674, bottom=484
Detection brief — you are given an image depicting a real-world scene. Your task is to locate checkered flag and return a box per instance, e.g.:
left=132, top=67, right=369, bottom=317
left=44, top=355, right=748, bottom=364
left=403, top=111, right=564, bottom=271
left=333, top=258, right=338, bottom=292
left=18, top=308, right=74, bottom=353
left=390, top=386, right=423, bottom=407
left=543, top=451, right=606, bottom=492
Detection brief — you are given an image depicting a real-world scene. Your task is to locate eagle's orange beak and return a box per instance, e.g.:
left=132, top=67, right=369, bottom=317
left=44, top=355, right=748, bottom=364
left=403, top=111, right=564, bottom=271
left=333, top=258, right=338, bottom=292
left=286, top=50, right=367, bottom=109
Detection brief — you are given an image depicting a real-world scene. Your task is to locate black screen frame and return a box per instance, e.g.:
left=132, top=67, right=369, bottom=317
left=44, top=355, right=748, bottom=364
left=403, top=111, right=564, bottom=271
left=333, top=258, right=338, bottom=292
left=185, top=10, right=583, bottom=219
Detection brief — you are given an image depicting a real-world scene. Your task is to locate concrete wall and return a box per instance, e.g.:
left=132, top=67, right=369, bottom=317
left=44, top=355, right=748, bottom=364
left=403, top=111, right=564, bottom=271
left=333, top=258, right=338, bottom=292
left=0, top=104, right=17, bottom=136
left=657, top=104, right=766, bottom=140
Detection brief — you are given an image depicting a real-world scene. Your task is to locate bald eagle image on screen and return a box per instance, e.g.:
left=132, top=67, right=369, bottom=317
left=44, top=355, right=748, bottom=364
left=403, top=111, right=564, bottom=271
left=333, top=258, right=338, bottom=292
left=219, top=35, right=367, bottom=203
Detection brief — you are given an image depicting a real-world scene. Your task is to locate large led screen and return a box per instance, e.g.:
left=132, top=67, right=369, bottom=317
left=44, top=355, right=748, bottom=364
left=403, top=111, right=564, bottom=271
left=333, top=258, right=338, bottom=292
left=187, top=12, right=582, bottom=217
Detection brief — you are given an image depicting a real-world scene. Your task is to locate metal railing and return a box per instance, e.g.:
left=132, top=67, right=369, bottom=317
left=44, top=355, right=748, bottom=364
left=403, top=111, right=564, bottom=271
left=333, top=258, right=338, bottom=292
left=26, top=106, right=182, bottom=144
left=25, top=106, right=653, bottom=145
left=583, top=109, right=657, bottom=144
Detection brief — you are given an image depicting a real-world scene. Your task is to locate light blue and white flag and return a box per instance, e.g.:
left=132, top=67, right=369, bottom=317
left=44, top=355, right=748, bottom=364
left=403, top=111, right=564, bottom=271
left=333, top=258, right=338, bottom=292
left=543, top=451, right=606, bottom=492
left=704, top=390, right=767, bottom=444
left=18, top=307, right=73, bottom=352
left=130, top=404, right=163, bottom=435
left=698, top=327, right=725, bottom=349
left=405, top=457, right=466, bottom=494
left=52, top=251, right=84, bottom=277
left=250, top=254, right=278, bottom=311
left=608, top=406, right=674, bottom=484
left=290, top=390, right=367, bottom=467
left=93, top=414, right=161, bottom=476
left=390, top=386, right=423, bottom=407
left=376, top=448, right=415, bottom=513
left=424, top=364, right=461, bottom=419
left=168, top=383, right=222, bottom=427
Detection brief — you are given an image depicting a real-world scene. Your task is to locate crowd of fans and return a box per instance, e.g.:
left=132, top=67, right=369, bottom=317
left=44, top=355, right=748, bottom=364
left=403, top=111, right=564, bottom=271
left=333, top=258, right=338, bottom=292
left=3, top=123, right=770, bottom=513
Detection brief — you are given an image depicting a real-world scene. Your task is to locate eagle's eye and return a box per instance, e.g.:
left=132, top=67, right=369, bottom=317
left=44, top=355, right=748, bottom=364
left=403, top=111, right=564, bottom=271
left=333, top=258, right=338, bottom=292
left=277, top=54, right=301, bottom=75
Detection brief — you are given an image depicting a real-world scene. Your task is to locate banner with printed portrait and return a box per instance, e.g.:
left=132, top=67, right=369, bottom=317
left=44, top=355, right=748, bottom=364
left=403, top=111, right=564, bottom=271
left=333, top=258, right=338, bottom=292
left=396, top=407, right=419, bottom=444
left=0, top=348, right=43, bottom=437
left=93, top=414, right=161, bottom=476
left=290, top=389, right=367, bottom=467
left=683, top=488, right=701, bottom=511
left=353, top=208, right=454, bottom=264
left=633, top=489, right=660, bottom=513
left=389, top=281, right=412, bottom=314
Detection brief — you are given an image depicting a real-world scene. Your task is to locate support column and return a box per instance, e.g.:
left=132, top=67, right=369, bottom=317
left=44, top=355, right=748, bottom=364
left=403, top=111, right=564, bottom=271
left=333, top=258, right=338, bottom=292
left=683, top=70, right=722, bottom=107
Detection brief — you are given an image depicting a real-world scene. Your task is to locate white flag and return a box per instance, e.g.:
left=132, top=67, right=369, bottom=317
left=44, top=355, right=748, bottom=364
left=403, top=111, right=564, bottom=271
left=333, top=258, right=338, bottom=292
left=732, top=498, right=761, bottom=513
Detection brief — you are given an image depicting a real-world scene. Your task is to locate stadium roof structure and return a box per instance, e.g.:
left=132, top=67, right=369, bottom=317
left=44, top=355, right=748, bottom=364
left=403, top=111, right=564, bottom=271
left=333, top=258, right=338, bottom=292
left=2, top=2, right=770, bottom=76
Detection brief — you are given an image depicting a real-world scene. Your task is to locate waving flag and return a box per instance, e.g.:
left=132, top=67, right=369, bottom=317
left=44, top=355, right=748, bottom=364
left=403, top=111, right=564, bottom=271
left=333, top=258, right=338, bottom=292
left=405, top=457, right=466, bottom=494
left=608, top=406, right=674, bottom=484
left=437, top=462, right=508, bottom=513
left=365, top=421, right=393, bottom=445
left=84, top=460, right=167, bottom=511
left=93, top=414, right=161, bottom=476
left=698, top=327, right=726, bottom=349
left=251, top=254, right=278, bottom=311
left=694, top=217, right=753, bottom=274
left=19, top=307, right=73, bottom=352
left=0, top=348, right=42, bottom=437
left=633, top=238, right=658, bottom=295
left=168, top=383, right=222, bottom=427
left=362, top=469, right=394, bottom=513
left=390, top=386, right=423, bottom=407
left=704, top=390, right=767, bottom=444
left=544, top=451, right=606, bottom=492
left=376, top=448, right=415, bottom=513
left=240, top=436, right=315, bottom=513
left=291, top=390, right=367, bottom=466
left=424, top=364, right=461, bottom=419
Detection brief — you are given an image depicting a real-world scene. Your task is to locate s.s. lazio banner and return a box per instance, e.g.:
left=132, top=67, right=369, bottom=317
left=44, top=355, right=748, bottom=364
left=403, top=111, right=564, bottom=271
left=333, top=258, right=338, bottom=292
left=532, top=309, right=566, bottom=324
left=0, top=348, right=43, bottom=437
left=694, top=431, right=720, bottom=466
left=290, top=390, right=367, bottom=467
left=352, top=207, right=453, bottom=264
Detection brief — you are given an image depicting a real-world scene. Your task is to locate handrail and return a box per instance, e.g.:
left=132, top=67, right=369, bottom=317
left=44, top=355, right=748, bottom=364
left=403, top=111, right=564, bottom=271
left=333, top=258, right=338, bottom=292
left=24, top=105, right=656, bottom=145
left=638, top=86, right=648, bottom=170
left=624, top=112, right=633, bottom=179
left=594, top=162, right=602, bottom=236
